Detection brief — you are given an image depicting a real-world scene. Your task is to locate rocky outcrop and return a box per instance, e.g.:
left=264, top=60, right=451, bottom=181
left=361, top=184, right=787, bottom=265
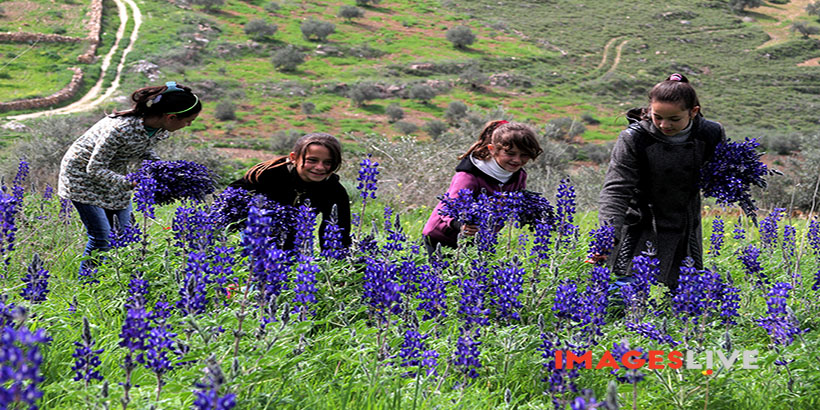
left=0, top=32, right=84, bottom=43
left=0, top=67, right=83, bottom=112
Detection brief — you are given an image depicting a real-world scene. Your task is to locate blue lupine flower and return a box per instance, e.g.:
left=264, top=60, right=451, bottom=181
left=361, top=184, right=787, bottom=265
left=756, top=282, right=802, bottom=346
left=759, top=208, right=784, bottom=249
left=610, top=341, right=645, bottom=384
left=210, top=186, right=254, bottom=229
left=738, top=245, right=768, bottom=289
left=436, top=188, right=486, bottom=227
left=356, top=154, right=380, bottom=203
left=721, top=271, right=741, bottom=326
left=59, top=197, right=72, bottom=222
left=782, top=225, right=796, bottom=262
left=321, top=204, right=348, bottom=260
left=396, top=330, right=437, bottom=377
left=570, top=390, right=608, bottom=410
left=129, top=160, right=215, bottom=205
left=531, top=211, right=554, bottom=266
left=383, top=207, right=406, bottom=254
left=555, top=178, right=578, bottom=245
left=622, top=246, right=660, bottom=322
left=452, top=328, right=482, bottom=380
left=109, top=214, right=142, bottom=249
left=416, top=266, right=448, bottom=321
left=700, top=137, right=770, bottom=222
left=144, top=297, right=177, bottom=378
left=363, top=257, right=403, bottom=325
left=119, top=302, right=150, bottom=360
left=293, top=201, right=318, bottom=257
left=11, top=159, right=29, bottom=208
left=733, top=220, right=746, bottom=241
left=587, top=225, right=615, bottom=263
left=457, top=275, right=489, bottom=329
left=292, top=255, right=319, bottom=320
left=672, top=259, right=723, bottom=326
left=537, top=333, right=579, bottom=402
left=191, top=359, right=236, bottom=410
left=552, top=280, right=584, bottom=326
left=0, top=191, right=18, bottom=265
left=808, top=218, right=820, bottom=258
left=132, top=173, right=157, bottom=219
left=42, top=185, right=53, bottom=200
left=0, top=325, right=50, bottom=410
left=709, top=217, right=724, bottom=256
left=72, top=317, right=104, bottom=384
left=20, top=254, right=49, bottom=303
left=812, top=268, right=820, bottom=292
left=177, top=251, right=210, bottom=316
left=172, top=203, right=217, bottom=253
left=490, top=258, right=525, bottom=322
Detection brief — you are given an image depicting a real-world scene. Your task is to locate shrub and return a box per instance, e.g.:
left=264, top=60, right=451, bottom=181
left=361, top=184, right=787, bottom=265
left=272, top=45, right=305, bottom=72
left=729, top=0, right=762, bottom=12
left=301, top=101, right=316, bottom=115
left=445, top=101, right=468, bottom=123
left=446, top=25, right=476, bottom=49
left=190, top=0, right=225, bottom=12
left=348, top=82, right=381, bottom=106
left=542, top=117, right=586, bottom=142
left=301, top=18, right=336, bottom=42
left=408, top=84, right=436, bottom=103
left=214, top=101, right=237, bottom=121
left=386, top=103, right=404, bottom=122
left=355, top=0, right=381, bottom=6
left=424, top=120, right=448, bottom=140
left=460, top=64, right=488, bottom=89
left=271, top=130, right=303, bottom=153
left=244, top=19, right=278, bottom=40
left=264, top=2, right=281, bottom=13
left=581, top=113, right=600, bottom=125
left=791, top=22, right=820, bottom=38
left=394, top=121, right=418, bottom=135
left=578, top=143, right=613, bottom=164
left=339, top=5, right=365, bottom=21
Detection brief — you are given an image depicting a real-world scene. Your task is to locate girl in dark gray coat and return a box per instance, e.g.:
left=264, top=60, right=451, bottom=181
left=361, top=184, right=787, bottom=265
left=598, top=73, right=725, bottom=289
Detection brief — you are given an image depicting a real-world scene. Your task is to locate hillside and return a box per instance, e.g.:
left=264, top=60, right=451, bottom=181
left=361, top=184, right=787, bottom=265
left=1, top=0, right=819, bottom=158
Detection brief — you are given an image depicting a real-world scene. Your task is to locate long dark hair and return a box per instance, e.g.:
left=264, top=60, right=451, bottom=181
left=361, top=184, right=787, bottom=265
left=243, top=133, right=343, bottom=184
left=460, top=120, right=542, bottom=160
left=113, top=81, right=202, bottom=118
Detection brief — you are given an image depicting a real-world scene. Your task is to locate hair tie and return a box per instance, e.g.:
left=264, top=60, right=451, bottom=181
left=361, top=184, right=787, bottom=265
left=163, top=81, right=185, bottom=94
left=497, top=120, right=509, bottom=125
left=668, top=73, right=683, bottom=82
left=145, top=94, right=161, bottom=107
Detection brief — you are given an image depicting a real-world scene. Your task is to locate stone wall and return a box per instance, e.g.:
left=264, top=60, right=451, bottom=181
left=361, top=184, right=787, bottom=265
left=0, top=32, right=84, bottom=43
left=78, top=0, right=103, bottom=63
left=0, top=68, right=83, bottom=112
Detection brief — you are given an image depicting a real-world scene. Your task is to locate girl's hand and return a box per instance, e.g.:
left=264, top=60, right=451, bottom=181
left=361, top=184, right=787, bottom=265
left=461, top=224, right=478, bottom=236
left=585, top=253, right=608, bottom=264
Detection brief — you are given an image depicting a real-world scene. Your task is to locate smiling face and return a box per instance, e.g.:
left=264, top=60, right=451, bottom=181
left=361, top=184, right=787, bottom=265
left=650, top=100, right=699, bottom=136
left=290, top=143, right=335, bottom=182
left=488, top=144, right=531, bottom=173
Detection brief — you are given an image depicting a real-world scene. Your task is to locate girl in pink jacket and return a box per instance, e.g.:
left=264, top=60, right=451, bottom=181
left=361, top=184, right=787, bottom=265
left=422, top=120, right=542, bottom=254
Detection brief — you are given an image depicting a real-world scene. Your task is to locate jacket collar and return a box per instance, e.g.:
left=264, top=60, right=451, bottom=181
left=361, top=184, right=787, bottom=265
left=455, top=155, right=522, bottom=186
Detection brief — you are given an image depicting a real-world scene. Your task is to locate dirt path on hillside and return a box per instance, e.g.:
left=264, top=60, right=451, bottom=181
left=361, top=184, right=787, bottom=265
left=755, top=0, right=813, bottom=48
left=7, top=0, right=141, bottom=121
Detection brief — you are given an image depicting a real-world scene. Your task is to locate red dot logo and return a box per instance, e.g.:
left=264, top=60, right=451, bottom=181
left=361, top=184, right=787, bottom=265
left=702, top=369, right=713, bottom=376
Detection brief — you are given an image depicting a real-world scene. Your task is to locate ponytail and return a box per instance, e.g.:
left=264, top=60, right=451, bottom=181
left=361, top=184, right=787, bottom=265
left=113, top=81, right=202, bottom=118
left=648, top=73, right=701, bottom=113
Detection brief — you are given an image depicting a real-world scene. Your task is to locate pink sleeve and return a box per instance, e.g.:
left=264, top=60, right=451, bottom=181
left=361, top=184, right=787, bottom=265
left=422, top=172, right=480, bottom=240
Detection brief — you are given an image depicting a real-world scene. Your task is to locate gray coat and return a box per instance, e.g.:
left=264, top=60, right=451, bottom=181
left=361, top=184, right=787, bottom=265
left=598, top=113, right=725, bottom=287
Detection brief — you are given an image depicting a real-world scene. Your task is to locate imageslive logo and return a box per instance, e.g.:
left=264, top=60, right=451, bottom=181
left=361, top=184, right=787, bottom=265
left=554, top=350, right=759, bottom=373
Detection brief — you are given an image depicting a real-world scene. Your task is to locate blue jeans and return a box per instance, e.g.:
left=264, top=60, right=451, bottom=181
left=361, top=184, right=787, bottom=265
left=72, top=201, right=132, bottom=272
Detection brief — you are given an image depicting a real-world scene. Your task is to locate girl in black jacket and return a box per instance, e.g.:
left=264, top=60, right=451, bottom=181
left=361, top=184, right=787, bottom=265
left=230, top=133, right=352, bottom=251
left=599, top=73, right=725, bottom=289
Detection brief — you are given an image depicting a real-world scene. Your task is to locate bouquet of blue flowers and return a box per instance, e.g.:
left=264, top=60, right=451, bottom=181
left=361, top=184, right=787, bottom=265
left=700, top=138, right=772, bottom=223
left=130, top=160, right=215, bottom=205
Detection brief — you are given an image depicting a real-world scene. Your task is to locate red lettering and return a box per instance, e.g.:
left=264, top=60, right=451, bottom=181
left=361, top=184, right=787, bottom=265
left=648, top=350, right=665, bottom=369
left=566, top=351, right=593, bottom=369
left=667, top=351, right=684, bottom=369
left=622, top=351, right=646, bottom=369
left=595, top=351, right=620, bottom=370
left=555, top=350, right=564, bottom=369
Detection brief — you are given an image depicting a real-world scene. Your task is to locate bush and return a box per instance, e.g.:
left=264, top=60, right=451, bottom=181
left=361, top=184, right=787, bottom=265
left=214, top=101, right=237, bottom=121
left=272, top=45, right=305, bottom=72
left=460, top=64, right=488, bottom=89
left=386, top=103, right=404, bottom=122
left=271, top=130, right=303, bottom=154
left=355, top=0, right=381, bottom=5
left=244, top=19, right=278, bottom=40
left=339, top=5, right=365, bottom=21
left=301, top=18, right=336, bottom=42
left=424, top=120, right=448, bottom=140
left=408, top=84, right=436, bottom=103
left=190, top=0, right=224, bottom=12
left=758, top=132, right=802, bottom=155
left=578, top=142, right=613, bottom=164
left=791, top=22, right=820, bottom=38
left=348, top=82, right=381, bottom=106
left=394, top=121, right=418, bottom=135
left=301, top=101, right=316, bottom=115
left=542, top=117, right=586, bottom=142
left=581, top=113, right=600, bottom=125
left=445, top=101, right=468, bottom=123
left=446, top=25, right=476, bottom=49
left=729, top=0, right=762, bottom=12
left=264, top=2, right=281, bottom=13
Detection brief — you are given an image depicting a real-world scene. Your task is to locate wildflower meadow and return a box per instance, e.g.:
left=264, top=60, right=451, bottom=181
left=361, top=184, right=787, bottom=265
left=1, top=152, right=819, bottom=410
